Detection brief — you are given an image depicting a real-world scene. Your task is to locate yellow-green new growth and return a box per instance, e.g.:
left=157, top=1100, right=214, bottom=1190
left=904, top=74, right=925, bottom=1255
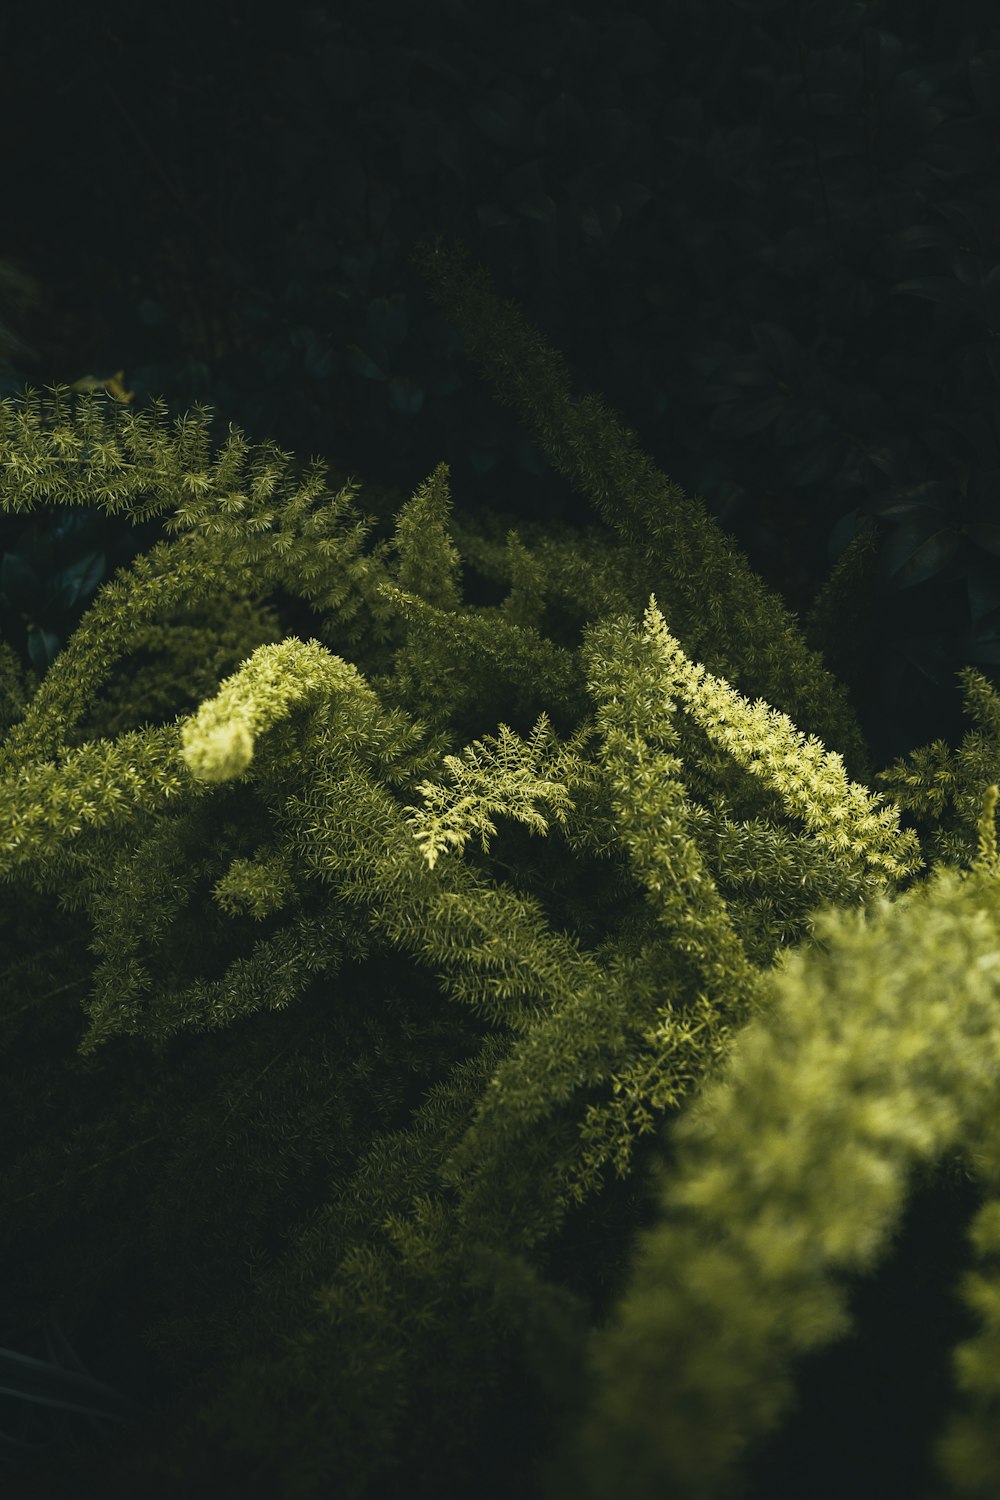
left=182, top=718, right=255, bottom=783
left=180, top=637, right=367, bottom=784
left=540, top=859, right=1000, bottom=1500
left=636, top=594, right=924, bottom=889
left=402, top=712, right=578, bottom=871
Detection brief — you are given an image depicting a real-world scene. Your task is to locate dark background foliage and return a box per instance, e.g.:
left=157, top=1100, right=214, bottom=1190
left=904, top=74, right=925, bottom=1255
left=0, top=2, right=997, bottom=1495
left=1, top=0, right=1000, bottom=770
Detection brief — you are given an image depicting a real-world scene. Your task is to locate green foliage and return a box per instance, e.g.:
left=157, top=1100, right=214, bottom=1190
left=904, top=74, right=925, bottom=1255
left=0, top=231, right=999, bottom=1500
left=11, top=0, right=1000, bottom=782
left=0, top=1304, right=153, bottom=1467
left=538, top=855, right=1000, bottom=1500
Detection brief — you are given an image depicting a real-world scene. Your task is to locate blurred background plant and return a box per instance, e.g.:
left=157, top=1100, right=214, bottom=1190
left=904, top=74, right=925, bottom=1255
left=0, top=1291, right=155, bottom=1484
